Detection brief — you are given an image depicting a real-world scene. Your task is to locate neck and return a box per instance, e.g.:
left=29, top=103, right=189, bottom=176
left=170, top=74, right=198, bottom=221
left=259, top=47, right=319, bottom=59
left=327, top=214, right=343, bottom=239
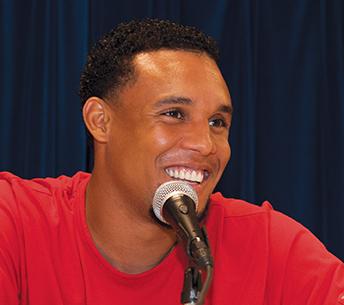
left=85, top=172, right=177, bottom=274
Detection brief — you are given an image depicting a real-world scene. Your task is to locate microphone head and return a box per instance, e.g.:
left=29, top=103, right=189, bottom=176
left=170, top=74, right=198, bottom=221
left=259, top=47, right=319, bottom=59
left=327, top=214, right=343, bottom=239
left=152, top=181, right=199, bottom=224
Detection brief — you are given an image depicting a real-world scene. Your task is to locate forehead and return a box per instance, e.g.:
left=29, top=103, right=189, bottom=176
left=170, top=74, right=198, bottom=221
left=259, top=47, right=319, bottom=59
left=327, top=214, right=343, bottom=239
left=133, top=50, right=224, bottom=84
left=117, top=50, right=231, bottom=110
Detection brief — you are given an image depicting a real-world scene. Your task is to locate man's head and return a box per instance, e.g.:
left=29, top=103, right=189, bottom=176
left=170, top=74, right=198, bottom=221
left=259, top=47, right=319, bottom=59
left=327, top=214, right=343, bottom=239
left=79, top=19, right=219, bottom=105
left=81, top=19, right=232, bottom=222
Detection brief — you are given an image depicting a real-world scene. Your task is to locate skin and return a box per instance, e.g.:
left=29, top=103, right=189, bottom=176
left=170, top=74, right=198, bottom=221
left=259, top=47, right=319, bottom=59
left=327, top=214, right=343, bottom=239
left=83, top=50, right=232, bottom=274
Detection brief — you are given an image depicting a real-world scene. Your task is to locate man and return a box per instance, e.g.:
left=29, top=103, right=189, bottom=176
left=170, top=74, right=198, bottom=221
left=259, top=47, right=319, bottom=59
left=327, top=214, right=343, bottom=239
left=0, top=19, right=343, bottom=305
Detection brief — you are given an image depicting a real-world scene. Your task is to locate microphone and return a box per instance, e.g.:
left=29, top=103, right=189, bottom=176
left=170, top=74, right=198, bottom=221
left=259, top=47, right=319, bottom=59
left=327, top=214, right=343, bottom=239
left=152, top=181, right=213, bottom=268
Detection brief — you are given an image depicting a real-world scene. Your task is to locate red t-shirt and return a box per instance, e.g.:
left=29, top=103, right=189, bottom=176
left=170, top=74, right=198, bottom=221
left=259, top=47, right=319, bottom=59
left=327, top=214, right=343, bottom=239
left=0, top=171, right=343, bottom=304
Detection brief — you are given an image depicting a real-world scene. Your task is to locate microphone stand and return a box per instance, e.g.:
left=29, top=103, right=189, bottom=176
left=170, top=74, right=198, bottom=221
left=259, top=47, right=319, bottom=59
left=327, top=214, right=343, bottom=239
left=180, top=227, right=214, bottom=305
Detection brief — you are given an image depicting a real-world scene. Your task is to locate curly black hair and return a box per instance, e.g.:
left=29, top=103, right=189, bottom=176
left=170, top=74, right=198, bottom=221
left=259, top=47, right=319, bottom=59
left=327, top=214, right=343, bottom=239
left=79, top=18, right=219, bottom=104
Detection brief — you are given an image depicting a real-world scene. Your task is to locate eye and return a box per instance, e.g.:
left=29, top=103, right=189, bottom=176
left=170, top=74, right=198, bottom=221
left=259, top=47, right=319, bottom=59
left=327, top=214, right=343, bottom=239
left=161, top=109, right=184, bottom=120
left=209, top=117, right=228, bottom=128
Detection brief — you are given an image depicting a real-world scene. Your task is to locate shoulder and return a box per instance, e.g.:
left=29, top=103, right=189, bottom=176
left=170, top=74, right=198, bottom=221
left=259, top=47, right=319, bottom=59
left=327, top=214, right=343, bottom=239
left=209, top=192, right=273, bottom=218
left=209, top=192, right=336, bottom=251
left=0, top=171, right=90, bottom=196
left=0, top=171, right=90, bottom=221
left=209, top=193, right=344, bottom=303
left=0, top=171, right=90, bottom=204
left=0, top=172, right=90, bottom=299
left=209, top=192, right=343, bottom=267
left=0, top=170, right=90, bottom=249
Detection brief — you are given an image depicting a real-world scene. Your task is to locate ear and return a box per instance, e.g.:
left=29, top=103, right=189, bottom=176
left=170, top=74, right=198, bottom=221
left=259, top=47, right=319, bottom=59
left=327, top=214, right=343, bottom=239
left=82, top=97, right=111, bottom=143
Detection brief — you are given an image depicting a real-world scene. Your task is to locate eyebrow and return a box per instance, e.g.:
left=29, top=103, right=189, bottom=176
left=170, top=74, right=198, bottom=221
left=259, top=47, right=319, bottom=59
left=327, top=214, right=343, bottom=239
left=218, top=104, right=233, bottom=115
left=154, top=96, right=233, bottom=114
left=153, top=96, right=193, bottom=108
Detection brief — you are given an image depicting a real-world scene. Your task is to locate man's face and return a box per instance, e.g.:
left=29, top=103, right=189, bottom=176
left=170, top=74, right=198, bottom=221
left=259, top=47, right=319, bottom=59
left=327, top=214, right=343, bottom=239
left=104, top=50, right=232, bottom=220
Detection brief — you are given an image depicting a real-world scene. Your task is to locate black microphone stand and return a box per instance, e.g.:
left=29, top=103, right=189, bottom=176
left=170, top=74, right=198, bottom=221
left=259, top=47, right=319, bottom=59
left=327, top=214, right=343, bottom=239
left=180, top=227, right=214, bottom=305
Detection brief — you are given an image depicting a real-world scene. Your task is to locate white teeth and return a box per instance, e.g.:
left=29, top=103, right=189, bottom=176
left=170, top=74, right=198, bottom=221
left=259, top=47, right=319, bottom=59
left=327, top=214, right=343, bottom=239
left=191, top=170, right=197, bottom=181
left=173, top=169, right=179, bottom=179
left=196, top=172, right=202, bottom=182
left=165, top=168, right=204, bottom=183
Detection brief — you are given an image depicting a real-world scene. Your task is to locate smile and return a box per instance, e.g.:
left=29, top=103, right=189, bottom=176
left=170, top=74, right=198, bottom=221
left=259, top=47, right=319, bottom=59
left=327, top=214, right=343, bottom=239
left=164, top=167, right=207, bottom=183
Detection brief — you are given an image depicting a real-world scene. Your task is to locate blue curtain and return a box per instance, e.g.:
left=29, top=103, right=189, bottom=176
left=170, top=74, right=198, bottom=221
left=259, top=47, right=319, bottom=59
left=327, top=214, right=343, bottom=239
left=0, top=0, right=343, bottom=260
left=0, top=0, right=89, bottom=176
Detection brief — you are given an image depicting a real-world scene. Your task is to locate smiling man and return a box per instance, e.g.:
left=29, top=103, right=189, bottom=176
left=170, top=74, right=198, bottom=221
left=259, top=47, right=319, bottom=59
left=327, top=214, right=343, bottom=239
left=83, top=48, right=232, bottom=274
left=0, top=19, right=343, bottom=305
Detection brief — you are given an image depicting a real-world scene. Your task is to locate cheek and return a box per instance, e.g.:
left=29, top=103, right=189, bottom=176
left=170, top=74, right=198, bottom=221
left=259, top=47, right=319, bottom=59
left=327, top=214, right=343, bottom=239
left=217, top=140, right=231, bottom=167
left=143, top=125, right=180, bottom=152
left=153, top=131, right=171, bottom=147
left=225, top=143, right=231, bottom=162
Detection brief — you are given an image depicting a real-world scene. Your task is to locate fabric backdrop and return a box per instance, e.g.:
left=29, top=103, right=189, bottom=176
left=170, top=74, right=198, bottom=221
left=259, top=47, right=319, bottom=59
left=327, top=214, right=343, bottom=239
left=0, top=0, right=343, bottom=260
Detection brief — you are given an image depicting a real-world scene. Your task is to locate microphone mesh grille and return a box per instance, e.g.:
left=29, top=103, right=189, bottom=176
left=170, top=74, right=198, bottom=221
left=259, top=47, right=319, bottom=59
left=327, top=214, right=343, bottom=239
left=152, top=181, right=199, bottom=224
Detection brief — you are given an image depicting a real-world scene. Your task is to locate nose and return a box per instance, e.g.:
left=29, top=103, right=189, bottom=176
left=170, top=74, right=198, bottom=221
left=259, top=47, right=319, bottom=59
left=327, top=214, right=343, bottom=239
left=179, top=122, right=216, bottom=156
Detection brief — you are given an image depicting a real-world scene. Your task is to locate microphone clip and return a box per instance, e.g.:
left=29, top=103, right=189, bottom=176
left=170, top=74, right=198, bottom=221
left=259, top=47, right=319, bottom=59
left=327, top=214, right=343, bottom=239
left=187, top=226, right=213, bottom=269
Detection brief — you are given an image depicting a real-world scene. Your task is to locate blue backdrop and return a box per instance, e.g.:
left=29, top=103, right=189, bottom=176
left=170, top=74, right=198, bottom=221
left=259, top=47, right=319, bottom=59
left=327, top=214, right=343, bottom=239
left=0, top=0, right=343, bottom=260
